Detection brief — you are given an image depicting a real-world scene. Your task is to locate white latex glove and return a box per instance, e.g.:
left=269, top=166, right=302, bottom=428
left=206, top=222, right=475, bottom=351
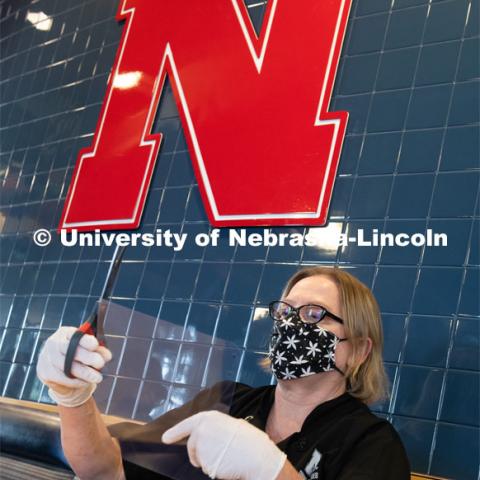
left=162, top=410, right=287, bottom=480
left=36, top=326, right=112, bottom=407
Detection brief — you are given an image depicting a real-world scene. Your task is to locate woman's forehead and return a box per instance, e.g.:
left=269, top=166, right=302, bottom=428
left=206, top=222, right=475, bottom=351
left=284, top=275, right=340, bottom=309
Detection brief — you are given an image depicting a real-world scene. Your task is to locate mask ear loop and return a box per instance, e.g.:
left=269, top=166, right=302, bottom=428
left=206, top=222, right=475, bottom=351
left=332, top=337, right=348, bottom=376
left=268, top=321, right=284, bottom=354
left=269, top=332, right=282, bottom=352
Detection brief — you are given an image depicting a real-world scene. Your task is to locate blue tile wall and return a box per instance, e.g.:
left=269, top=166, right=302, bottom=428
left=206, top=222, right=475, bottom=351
left=1, top=0, right=479, bottom=478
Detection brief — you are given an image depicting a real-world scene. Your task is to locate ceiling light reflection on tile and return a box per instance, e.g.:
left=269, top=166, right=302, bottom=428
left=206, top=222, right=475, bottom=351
left=25, top=10, right=53, bottom=31
left=307, top=223, right=343, bottom=252
left=253, top=307, right=268, bottom=321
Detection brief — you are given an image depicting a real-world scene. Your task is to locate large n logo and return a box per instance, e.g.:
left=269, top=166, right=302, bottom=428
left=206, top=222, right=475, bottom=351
left=59, top=0, right=351, bottom=231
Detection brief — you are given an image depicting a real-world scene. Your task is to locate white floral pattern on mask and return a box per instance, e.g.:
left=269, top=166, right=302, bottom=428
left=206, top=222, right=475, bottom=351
left=268, top=317, right=346, bottom=380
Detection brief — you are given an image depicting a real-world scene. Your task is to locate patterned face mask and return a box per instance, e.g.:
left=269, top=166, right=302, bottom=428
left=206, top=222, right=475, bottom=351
left=268, top=314, right=347, bottom=380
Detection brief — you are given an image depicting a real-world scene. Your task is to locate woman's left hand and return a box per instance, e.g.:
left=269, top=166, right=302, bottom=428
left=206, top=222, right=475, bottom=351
left=161, top=410, right=287, bottom=480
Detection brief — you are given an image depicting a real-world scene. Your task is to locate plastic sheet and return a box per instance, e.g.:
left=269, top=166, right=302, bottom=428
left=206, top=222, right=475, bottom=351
left=101, top=301, right=243, bottom=479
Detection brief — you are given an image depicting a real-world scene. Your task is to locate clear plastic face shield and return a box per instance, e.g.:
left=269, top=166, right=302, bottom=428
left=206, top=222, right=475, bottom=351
left=96, top=299, right=242, bottom=479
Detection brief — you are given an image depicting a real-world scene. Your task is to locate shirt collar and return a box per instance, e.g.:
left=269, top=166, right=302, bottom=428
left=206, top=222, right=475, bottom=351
left=238, top=382, right=367, bottom=442
left=247, top=387, right=364, bottom=431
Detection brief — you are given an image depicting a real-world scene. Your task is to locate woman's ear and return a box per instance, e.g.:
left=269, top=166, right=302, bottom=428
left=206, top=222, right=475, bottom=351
left=359, top=337, right=373, bottom=364
left=345, top=337, right=373, bottom=377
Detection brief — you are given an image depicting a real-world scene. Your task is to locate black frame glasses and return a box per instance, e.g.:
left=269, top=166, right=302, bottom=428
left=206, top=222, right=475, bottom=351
left=268, top=300, right=344, bottom=325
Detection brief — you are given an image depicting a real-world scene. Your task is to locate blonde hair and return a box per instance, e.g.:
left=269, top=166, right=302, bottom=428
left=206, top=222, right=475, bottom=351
left=262, top=266, right=389, bottom=405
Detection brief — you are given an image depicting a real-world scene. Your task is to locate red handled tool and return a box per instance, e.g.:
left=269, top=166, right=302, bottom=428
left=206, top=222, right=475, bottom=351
left=64, top=245, right=126, bottom=378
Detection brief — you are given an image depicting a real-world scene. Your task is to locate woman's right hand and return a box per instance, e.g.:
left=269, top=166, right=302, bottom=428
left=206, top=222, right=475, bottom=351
left=36, top=326, right=112, bottom=407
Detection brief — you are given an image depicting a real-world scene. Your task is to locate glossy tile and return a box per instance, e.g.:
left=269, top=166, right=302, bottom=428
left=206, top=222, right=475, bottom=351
left=382, top=314, right=407, bottom=363
left=205, top=228, right=236, bottom=261
left=111, top=262, right=144, bottom=299
left=183, top=303, right=219, bottom=343
left=413, top=267, right=463, bottom=315
left=407, top=85, right=452, bottom=129
left=134, top=381, right=170, bottom=421
left=21, top=364, right=45, bottom=402
left=14, top=329, right=39, bottom=364
left=430, top=172, right=480, bottom=218
left=156, top=301, right=189, bottom=340
left=214, top=305, right=252, bottom=348
left=395, top=365, right=443, bottom=420
left=385, top=6, right=427, bottom=49
left=246, top=307, right=272, bottom=351
left=328, top=176, right=354, bottom=218
left=205, top=347, right=243, bottom=386
left=238, top=351, right=273, bottom=387
left=459, top=268, right=480, bottom=317
left=348, top=13, right=389, bottom=54
left=457, top=37, right=479, bottom=82
left=373, top=266, right=418, bottom=313
left=194, top=262, right=231, bottom=302
left=404, top=315, right=452, bottom=367
left=339, top=53, right=380, bottom=95
left=465, top=0, right=479, bottom=37
left=431, top=423, right=479, bottom=480
left=165, top=385, right=202, bottom=412
left=422, top=219, right=471, bottom=266
left=3, top=363, right=29, bottom=398
left=267, top=228, right=305, bottom=263
left=337, top=135, right=362, bottom=175
left=173, top=343, right=210, bottom=386
left=165, top=262, right=200, bottom=300
left=340, top=221, right=383, bottom=264
left=388, top=174, right=435, bottom=218
left=157, top=187, right=190, bottom=223
left=416, top=41, right=461, bottom=86
left=392, top=417, right=435, bottom=473
left=146, top=339, right=181, bottom=383
left=128, top=300, right=159, bottom=339
left=101, top=336, right=125, bottom=376
left=450, top=317, right=480, bottom=371
left=224, top=263, right=263, bottom=304
left=256, top=264, right=299, bottom=304
left=380, top=220, right=425, bottom=265
left=357, top=133, right=401, bottom=175
left=185, top=186, right=209, bottom=223
left=349, top=175, right=393, bottom=218
left=441, top=126, right=479, bottom=171
left=108, top=377, right=141, bottom=418
left=334, top=94, right=371, bottom=134
left=137, top=261, right=170, bottom=299
left=117, top=337, right=150, bottom=379
left=449, top=81, right=480, bottom=126
left=440, top=370, right=479, bottom=426
left=424, top=0, right=470, bottom=44
left=368, top=91, right=410, bottom=133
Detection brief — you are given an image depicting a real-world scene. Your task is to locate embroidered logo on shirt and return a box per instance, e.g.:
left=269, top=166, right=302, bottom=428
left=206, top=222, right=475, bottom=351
left=300, top=448, right=322, bottom=479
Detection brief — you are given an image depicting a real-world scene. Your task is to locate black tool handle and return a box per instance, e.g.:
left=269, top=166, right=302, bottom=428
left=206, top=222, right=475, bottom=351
left=64, top=309, right=99, bottom=378
left=64, top=329, right=87, bottom=378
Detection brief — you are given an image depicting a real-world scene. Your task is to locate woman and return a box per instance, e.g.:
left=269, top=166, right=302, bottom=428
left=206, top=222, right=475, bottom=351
left=37, top=266, right=410, bottom=479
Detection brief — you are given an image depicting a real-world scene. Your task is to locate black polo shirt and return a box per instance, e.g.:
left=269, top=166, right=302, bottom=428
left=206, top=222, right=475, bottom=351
left=108, top=381, right=410, bottom=480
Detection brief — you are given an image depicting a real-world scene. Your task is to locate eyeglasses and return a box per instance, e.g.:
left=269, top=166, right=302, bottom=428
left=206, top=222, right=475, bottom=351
left=268, top=300, right=344, bottom=325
